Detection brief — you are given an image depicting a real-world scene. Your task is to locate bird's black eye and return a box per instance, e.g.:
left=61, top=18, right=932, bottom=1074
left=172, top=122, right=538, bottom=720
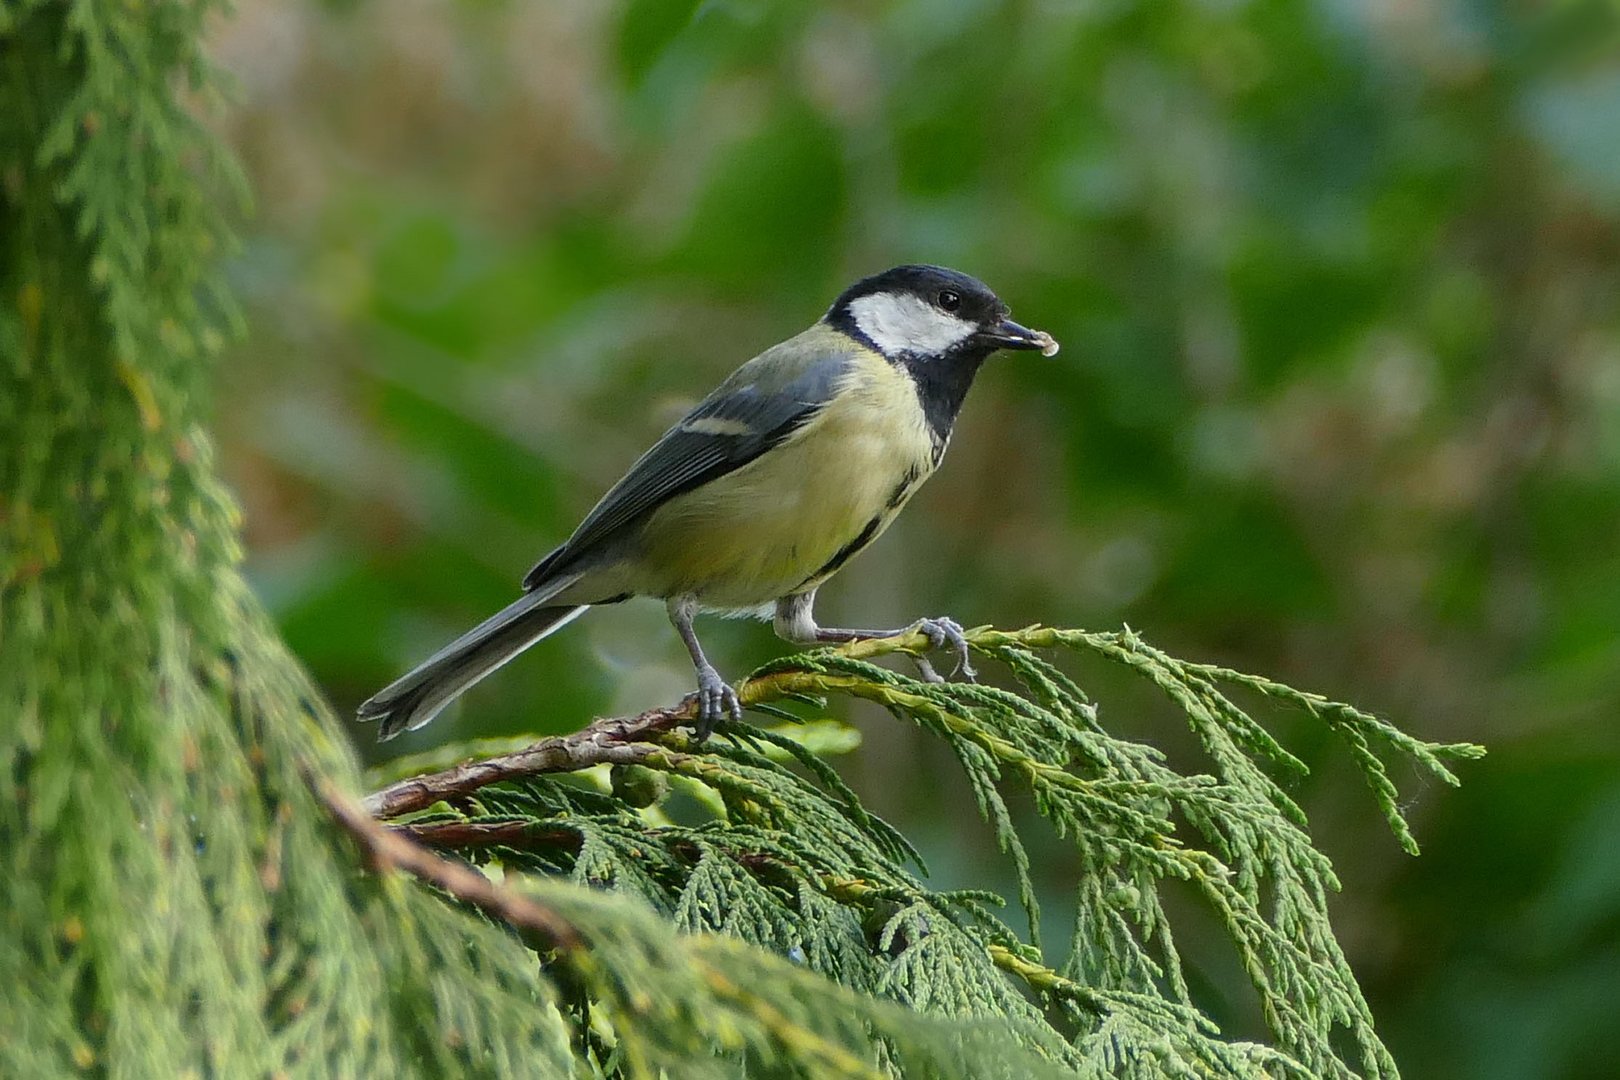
left=937, top=290, right=961, bottom=313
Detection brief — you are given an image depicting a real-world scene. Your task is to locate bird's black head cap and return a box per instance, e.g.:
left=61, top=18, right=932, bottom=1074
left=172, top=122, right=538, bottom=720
left=826, top=265, right=1009, bottom=351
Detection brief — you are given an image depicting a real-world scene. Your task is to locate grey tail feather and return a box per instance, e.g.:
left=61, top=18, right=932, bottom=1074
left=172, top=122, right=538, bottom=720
left=358, top=593, right=589, bottom=741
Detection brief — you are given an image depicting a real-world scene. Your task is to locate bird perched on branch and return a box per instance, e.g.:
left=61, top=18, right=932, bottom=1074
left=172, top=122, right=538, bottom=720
left=359, top=265, right=1059, bottom=741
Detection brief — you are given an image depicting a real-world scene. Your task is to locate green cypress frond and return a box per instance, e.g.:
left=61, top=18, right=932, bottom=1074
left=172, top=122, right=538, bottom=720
left=532, top=881, right=1072, bottom=1079
left=380, top=623, right=1479, bottom=1077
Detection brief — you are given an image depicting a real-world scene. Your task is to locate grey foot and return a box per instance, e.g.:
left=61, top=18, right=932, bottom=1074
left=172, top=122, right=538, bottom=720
left=692, top=665, right=741, bottom=741
left=911, top=617, right=976, bottom=683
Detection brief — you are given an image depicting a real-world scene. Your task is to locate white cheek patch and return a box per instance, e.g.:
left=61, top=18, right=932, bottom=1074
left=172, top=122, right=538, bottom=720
left=848, top=293, right=975, bottom=357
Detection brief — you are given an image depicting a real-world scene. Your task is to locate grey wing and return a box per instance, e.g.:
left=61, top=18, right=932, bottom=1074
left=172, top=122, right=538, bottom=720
left=523, top=333, right=854, bottom=592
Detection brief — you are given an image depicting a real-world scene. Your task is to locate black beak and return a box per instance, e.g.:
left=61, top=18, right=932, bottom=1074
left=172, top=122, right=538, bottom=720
left=978, top=318, right=1059, bottom=355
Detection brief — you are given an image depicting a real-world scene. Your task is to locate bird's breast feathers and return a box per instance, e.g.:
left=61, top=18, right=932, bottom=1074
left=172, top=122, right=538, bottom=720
left=638, top=348, right=938, bottom=610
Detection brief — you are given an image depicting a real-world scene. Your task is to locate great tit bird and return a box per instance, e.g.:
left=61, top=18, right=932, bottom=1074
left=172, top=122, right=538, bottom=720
left=359, top=265, right=1058, bottom=741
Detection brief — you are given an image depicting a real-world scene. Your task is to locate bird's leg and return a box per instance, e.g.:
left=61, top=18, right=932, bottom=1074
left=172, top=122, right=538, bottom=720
left=773, top=592, right=975, bottom=683
left=668, top=597, right=741, bottom=740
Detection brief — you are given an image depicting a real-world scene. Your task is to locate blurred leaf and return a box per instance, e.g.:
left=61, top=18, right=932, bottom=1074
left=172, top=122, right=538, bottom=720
left=616, top=0, right=706, bottom=88
left=670, top=98, right=845, bottom=292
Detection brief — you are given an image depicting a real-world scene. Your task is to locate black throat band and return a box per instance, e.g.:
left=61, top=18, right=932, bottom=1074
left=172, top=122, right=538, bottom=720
left=899, top=346, right=994, bottom=449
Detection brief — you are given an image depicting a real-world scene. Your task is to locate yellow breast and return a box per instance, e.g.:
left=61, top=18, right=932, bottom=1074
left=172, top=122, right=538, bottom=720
left=637, top=353, right=937, bottom=610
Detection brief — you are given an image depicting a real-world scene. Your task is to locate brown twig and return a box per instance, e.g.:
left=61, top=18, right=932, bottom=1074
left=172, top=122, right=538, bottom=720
left=364, top=700, right=697, bottom=818
left=399, top=819, right=584, bottom=851
left=312, top=773, right=582, bottom=951
left=363, top=629, right=947, bottom=821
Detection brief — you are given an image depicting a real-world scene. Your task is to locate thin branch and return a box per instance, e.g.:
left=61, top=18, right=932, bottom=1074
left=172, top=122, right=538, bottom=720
left=364, top=700, right=697, bottom=818
left=361, top=632, right=946, bottom=820
left=987, top=944, right=1107, bottom=1014
left=311, top=773, right=583, bottom=951
left=400, top=819, right=583, bottom=851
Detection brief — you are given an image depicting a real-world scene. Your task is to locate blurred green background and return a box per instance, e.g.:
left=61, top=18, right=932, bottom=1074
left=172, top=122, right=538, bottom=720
left=211, top=1, right=1619, bottom=1076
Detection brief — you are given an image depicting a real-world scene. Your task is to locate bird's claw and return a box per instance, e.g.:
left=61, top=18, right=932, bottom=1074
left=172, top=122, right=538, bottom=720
left=911, top=617, right=976, bottom=683
left=692, top=665, right=741, bottom=741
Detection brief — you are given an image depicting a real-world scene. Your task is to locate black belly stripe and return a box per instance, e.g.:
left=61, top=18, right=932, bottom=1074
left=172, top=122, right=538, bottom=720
left=801, top=515, right=884, bottom=588
left=887, top=465, right=922, bottom=509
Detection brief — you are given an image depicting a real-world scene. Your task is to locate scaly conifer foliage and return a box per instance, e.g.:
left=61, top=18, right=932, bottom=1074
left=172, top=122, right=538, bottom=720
left=1, top=1, right=1481, bottom=1076
left=365, top=628, right=1481, bottom=1078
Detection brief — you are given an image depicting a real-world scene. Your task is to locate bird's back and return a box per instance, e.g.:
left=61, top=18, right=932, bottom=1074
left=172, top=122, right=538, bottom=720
left=633, top=329, right=938, bottom=610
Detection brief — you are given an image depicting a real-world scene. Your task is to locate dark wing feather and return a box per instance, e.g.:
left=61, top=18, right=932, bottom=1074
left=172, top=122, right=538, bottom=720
left=524, top=334, right=854, bottom=591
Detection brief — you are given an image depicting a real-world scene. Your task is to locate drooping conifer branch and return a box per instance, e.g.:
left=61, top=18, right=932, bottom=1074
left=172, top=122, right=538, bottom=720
left=313, top=774, right=582, bottom=951
left=364, top=623, right=1482, bottom=1079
